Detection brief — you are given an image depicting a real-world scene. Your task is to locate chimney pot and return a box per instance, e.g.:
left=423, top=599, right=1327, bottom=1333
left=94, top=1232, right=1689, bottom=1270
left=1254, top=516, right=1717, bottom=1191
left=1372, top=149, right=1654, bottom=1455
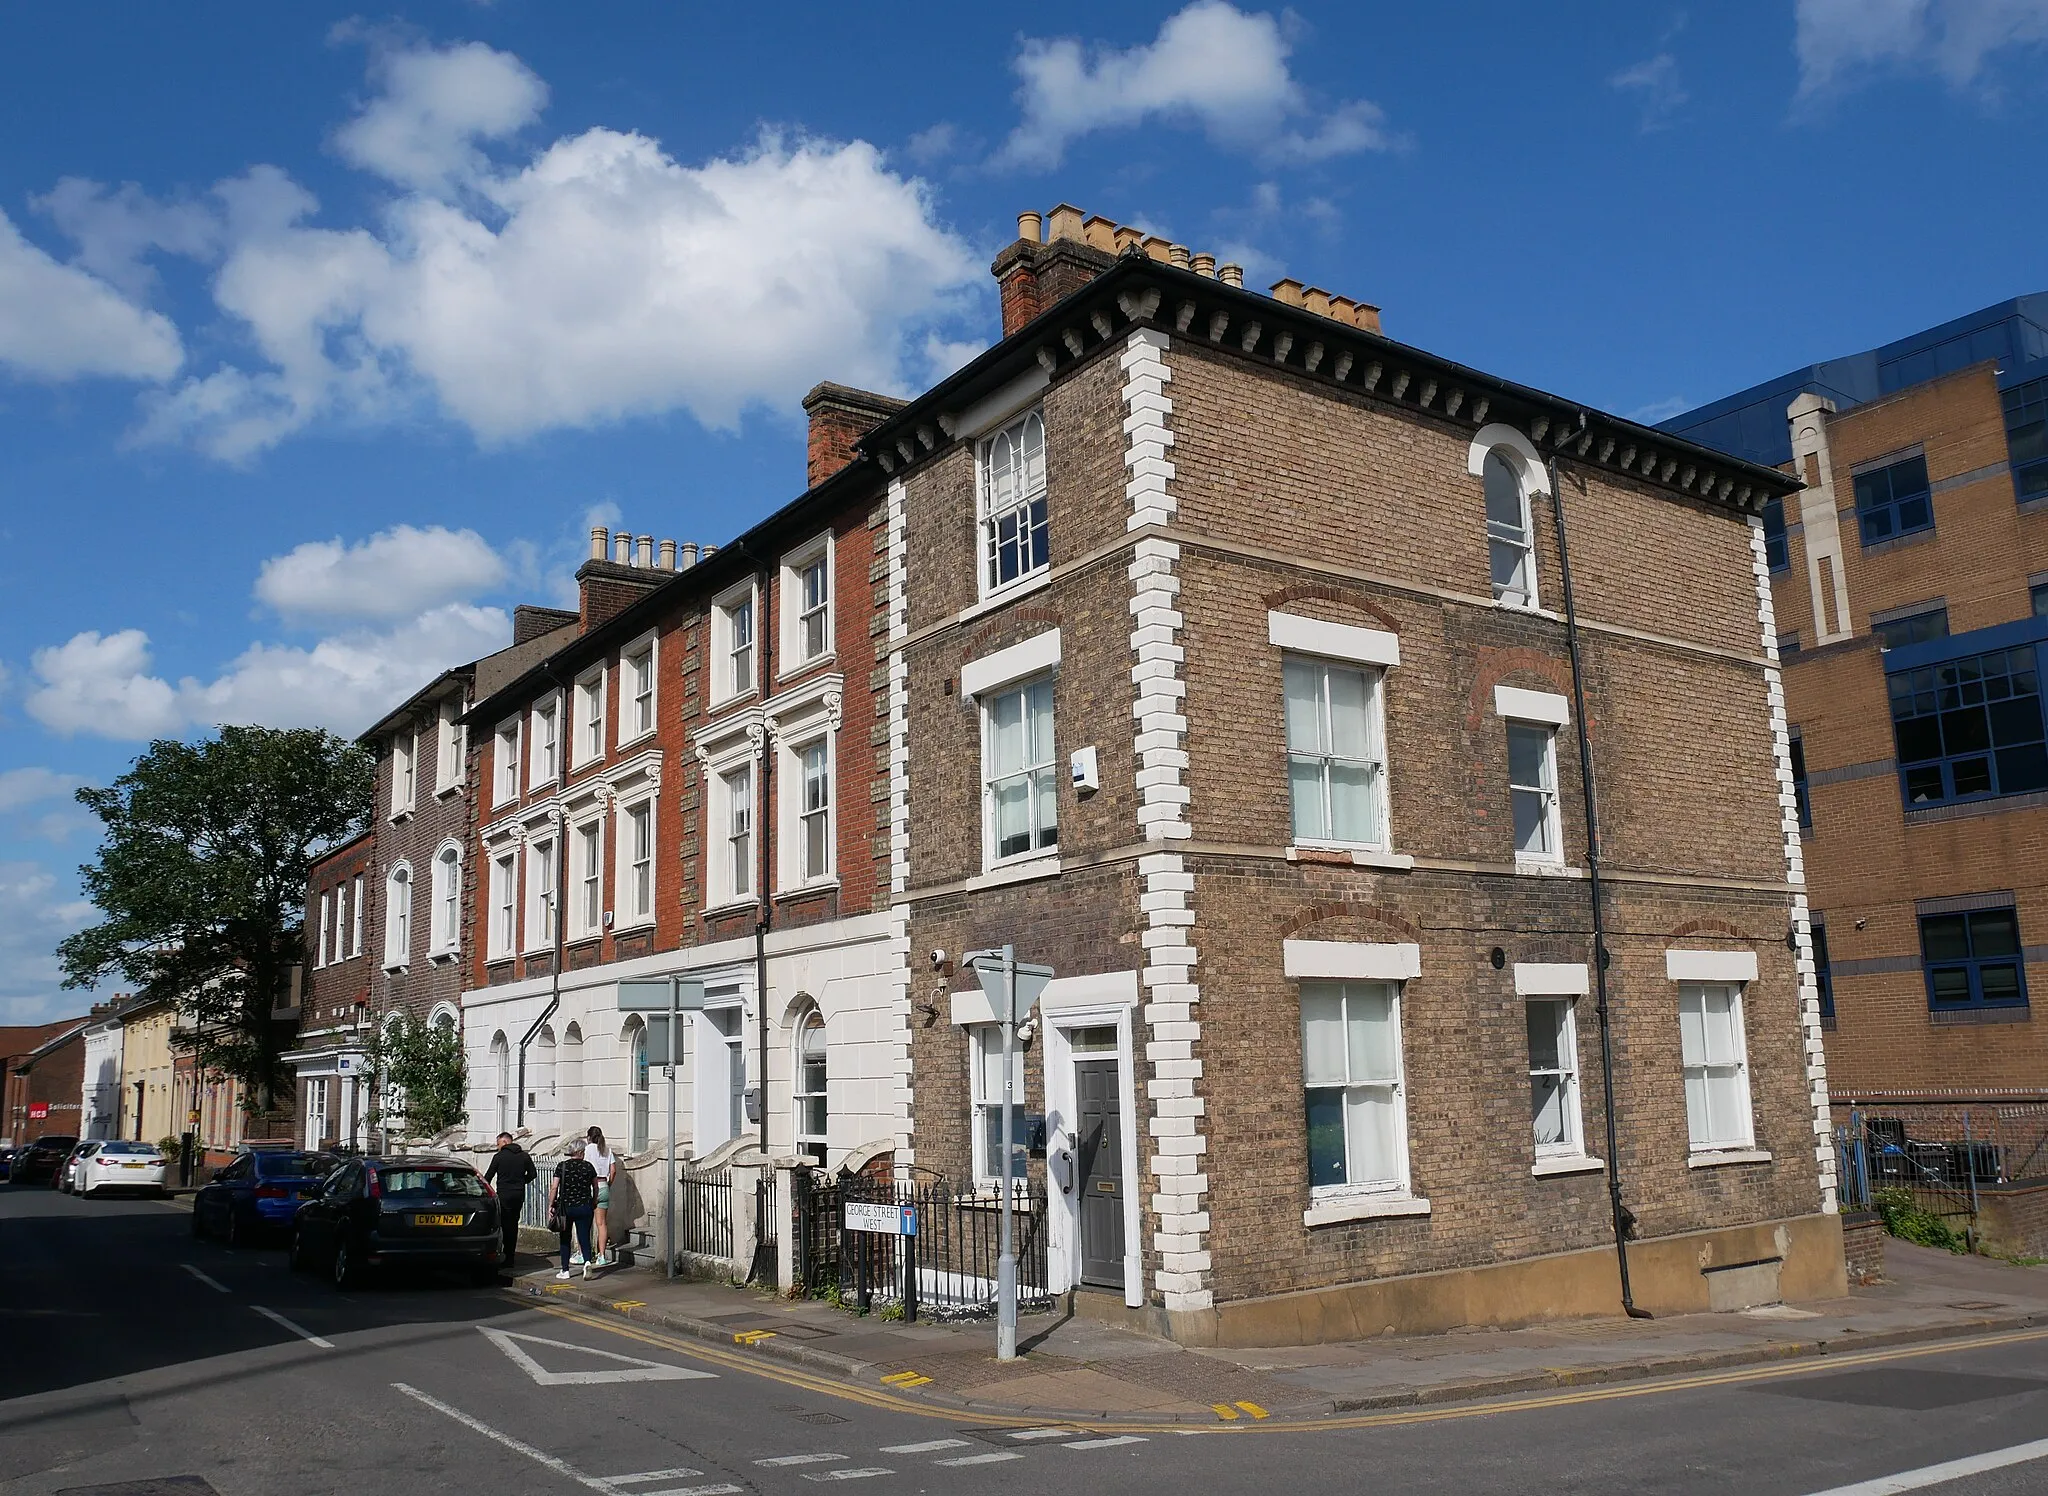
left=1141, top=235, right=1173, bottom=263
left=1017, top=210, right=1043, bottom=243
left=1355, top=302, right=1383, bottom=335
left=637, top=534, right=654, bottom=568
left=1112, top=224, right=1143, bottom=254
left=658, top=538, right=676, bottom=571
left=614, top=532, right=632, bottom=565
left=1270, top=278, right=1306, bottom=307
left=1082, top=215, right=1118, bottom=252
left=1327, top=295, right=1357, bottom=323
left=702, top=544, right=718, bottom=560
left=1219, top=263, right=1244, bottom=287
left=681, top=542, right=699, bottom=567
left=1304, top=287, right=1332, bottom=317
left=590, top=527, right=609, bottom=561
left=1192, top=252, right=1216, bottom=278
left=1169, top=244, right=1192, bottom=268
left=1046, top=204, right=1085, bottom=242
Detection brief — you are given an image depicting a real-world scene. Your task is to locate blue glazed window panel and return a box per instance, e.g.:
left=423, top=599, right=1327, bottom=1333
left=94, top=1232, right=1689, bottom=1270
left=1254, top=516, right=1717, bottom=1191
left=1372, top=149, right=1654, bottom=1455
left=1762, top=496, right=1790, bottom=573
left=2005, top=379, right=2048, bottom=505
left=1920, top=908, right=2028, bottom=1012
left=1889, top=646, right=2048, bottom=806
left=1854, top=454, right=1933, bottom=545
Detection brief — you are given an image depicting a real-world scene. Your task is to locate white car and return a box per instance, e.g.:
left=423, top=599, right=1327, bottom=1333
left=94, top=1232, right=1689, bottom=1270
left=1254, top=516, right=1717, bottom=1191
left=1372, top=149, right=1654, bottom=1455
left=79, top=1141, right=167, bottom=1197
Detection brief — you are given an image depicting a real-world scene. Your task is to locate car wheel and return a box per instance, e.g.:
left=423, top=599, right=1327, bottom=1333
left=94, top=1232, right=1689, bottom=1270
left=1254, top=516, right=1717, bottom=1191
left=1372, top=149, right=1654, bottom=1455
left=332, top=1238, right=359, bottom=1290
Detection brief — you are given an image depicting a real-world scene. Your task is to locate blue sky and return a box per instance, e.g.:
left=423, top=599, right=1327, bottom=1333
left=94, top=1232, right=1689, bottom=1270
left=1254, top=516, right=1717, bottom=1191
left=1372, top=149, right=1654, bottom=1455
left=4, top=0, right=2047, bottom=1022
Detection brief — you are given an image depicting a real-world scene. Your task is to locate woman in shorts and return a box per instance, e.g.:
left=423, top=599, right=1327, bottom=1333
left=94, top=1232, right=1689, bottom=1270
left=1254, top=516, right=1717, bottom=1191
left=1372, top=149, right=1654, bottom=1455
left=585, top=1125, right=617, bottom=1267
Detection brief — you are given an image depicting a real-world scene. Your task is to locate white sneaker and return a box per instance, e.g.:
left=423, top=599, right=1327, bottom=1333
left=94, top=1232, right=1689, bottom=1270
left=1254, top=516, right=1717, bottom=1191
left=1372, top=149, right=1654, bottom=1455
left=581, top=1263, right=593, bottom=1280
left=569, top=1252, right=585, bottom=1266
left=555, top=1269, right=572, bottom=1280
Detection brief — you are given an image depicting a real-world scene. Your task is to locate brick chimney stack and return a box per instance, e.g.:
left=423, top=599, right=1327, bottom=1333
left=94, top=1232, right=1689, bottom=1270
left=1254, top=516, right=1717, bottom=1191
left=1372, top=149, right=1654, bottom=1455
left=802, top=383, right=907, bottom=490
left=576, top=525, right=707, bottom=632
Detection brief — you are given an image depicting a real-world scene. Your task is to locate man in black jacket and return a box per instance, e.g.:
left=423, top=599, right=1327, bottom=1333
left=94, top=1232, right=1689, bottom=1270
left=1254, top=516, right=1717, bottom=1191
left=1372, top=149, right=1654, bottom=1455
left=484, top=1132, right=535, bottom=1272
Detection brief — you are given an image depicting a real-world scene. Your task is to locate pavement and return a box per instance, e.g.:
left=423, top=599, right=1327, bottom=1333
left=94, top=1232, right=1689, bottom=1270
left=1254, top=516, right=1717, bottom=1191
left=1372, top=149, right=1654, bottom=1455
left=517, top=1235, right=2048, bottom=1423
left=10, top=1185, right=2048, bottom=1495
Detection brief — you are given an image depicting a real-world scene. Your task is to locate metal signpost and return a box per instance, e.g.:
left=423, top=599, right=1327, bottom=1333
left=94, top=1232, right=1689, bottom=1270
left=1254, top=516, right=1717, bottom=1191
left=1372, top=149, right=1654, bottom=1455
left=618, top=976, right=707, bottom=1280
left=963, top=946, right=1052, bottom=1360
left=842, top=1198, right=920, bottom=1320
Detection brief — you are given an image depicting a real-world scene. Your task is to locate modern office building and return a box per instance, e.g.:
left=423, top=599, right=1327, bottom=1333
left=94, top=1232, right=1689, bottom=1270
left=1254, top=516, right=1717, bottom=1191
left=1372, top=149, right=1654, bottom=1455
left=1665, top=296, right=2048, bottom=1126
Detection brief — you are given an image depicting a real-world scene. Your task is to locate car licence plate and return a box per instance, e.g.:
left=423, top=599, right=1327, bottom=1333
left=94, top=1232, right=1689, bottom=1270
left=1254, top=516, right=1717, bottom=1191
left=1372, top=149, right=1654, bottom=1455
left=122, top=1162, right=147, bottom=1169
left=415, top=1213, right=464, bottom=1227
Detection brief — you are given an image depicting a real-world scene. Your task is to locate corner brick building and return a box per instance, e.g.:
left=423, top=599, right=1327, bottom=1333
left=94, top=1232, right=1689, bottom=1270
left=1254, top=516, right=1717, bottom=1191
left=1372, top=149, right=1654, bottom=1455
left=855, top=205, right=1834, bottom=1344
left=1668, top=298, right=2048, bottom=1144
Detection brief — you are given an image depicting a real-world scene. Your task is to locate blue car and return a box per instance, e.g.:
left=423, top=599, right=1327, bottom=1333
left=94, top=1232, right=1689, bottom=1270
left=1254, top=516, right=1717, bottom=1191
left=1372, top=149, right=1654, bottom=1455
left=191, top=1149, right=340, bottom=1246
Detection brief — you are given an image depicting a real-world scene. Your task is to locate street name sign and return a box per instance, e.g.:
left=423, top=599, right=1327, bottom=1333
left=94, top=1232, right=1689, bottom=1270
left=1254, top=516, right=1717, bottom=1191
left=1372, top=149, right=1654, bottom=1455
left=844, top=1201, right=918, bottom=1237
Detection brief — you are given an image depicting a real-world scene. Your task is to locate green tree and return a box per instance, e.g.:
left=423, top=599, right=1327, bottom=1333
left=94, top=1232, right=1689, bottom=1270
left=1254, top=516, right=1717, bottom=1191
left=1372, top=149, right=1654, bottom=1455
left=366, top=1010, right=468, bottom=1141
left=59, top=725, right=374, bottom=1112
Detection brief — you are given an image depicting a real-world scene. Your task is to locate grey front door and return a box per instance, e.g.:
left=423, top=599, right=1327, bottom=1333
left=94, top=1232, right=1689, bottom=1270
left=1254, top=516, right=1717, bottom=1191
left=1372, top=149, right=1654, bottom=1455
left=1075, top=1058, right=1124, bottom=1287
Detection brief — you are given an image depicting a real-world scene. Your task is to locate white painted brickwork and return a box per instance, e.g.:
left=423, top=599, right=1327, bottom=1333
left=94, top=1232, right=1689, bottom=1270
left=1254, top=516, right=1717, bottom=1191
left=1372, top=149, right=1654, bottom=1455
left=1124, top=327, right=1212, bottom=1313
left=1750, top=516, right=1837, bottom=1211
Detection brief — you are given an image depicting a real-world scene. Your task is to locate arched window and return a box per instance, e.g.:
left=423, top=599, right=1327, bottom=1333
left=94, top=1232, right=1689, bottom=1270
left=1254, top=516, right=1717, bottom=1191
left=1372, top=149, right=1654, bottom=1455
left=533, top=1025, right=557, bottom=1128
left=430, top=842, right=462, bottom=955
left=560, top=1022, right=584, bottom=1123
left=384, top=862, right=413, bottom=967
left=980, top=408, right=1049, bottom=593
left=793, top=1009, right=827, bottom=1164
left=489, top=1031, right=511, bottom=1134
left=429, top=1003, right=459, bottom=1036
left=626, top=1018, right=650, bottom=1153
left=1484, top=450, right=1537, bottom=608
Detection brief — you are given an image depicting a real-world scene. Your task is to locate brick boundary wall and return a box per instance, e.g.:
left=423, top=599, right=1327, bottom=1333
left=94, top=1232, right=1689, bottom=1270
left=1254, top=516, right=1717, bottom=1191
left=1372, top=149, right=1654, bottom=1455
left=1841, top=1209, right=1886, bottom=1283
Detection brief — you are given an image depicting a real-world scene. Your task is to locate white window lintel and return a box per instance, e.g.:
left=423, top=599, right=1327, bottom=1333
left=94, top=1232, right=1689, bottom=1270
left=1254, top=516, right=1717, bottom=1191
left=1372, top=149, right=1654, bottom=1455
left=1667, top=949, right=1759, bottom=983
left=1268, top=611, right=1400, bottom=668
left=1514, top=962, right=1590, bottom=997
left=1283, top=939, right=1420, bottom=982
left=1495, top=685, right=1570, bottom=726
left=960, top=628, right=1061, bottom=701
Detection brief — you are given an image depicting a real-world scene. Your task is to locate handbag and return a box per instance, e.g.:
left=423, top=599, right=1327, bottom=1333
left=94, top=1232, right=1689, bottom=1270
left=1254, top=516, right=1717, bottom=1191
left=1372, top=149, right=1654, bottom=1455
left=547, top=1207, right=564, bottom=1234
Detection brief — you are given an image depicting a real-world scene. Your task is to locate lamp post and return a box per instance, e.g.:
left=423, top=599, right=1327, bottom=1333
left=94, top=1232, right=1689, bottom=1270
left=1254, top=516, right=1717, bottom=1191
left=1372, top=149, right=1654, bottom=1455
left=964, top=946, right=1052, bottom=1361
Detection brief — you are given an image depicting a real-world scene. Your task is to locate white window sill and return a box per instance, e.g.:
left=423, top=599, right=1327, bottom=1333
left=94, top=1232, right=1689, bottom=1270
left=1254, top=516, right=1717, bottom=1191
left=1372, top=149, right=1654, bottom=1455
left=1287, top=845, right=1414, bottom=871
left=1514, top=858, right=1582, bottom=878
left=1304, top=1192, right=1431, bottom=1227
left=388, top=810, right=413, bottom=825
left=616, top=729, right=657, bottom=752
left=776, top=877, right=841, bottom=899
left=967, top=854, right=1063, bottom=892
left=611, top=914, right=655, bottom=933
left=706, top=690, right=759, bottom=714
left=436, top=783, right=463, bottom=800
left=702, top=896, right=760, bottom=918
left=960, top=569, right=1054, bottom=626
left=1689, top=1147, right=1772, bottom=1169
left=382, top=961, right=409, bottom=975
left=778, top=651, right=837, bottom=682
left=1532, top=1154, right=1606, bottom=1178
left=429, top=948, right=460, bottom=965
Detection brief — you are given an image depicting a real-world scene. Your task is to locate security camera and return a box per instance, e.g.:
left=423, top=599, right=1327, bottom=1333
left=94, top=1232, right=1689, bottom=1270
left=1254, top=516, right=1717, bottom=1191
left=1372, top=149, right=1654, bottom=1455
left=1017, top=1017, right=1038, bottom=1047
left=929, top=949, right=947, bottom=969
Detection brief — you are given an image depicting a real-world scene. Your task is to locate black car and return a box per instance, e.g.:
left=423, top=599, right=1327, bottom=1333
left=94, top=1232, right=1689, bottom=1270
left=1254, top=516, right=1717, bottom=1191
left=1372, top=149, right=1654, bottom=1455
left=289, top=1155, right=501, bottom=1289
left=193, top=1149, right=340, bottom=1246
left=0, top=1145, right=15, bottom=1182
left=12, top=1135, right=79, bottom=1186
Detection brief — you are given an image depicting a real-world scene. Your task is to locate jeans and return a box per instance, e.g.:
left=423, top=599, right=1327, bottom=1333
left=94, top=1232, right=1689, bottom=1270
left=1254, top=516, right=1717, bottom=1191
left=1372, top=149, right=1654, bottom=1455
left=499, top=1193, right=523, bottom=1265
left=558, top=1205, right=594, bottom=1271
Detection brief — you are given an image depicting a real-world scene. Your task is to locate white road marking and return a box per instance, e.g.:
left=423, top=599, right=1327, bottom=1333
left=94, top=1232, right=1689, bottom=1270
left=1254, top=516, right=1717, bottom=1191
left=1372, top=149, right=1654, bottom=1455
left=754, top=1453, right=846, bottom=1467
left=878, top=1439, right=972, bottom=1454
left=1007, top=1427, right=1078, bottom=1441
left=480, top=1326, right=716, bottom=1385
left=1798, top=1435, right=2048, bottom=1495
left=607, top=1473, right=703, bottom=1487
left=179, top=1264, right=229, bottom=1294
left=800, top=1471, right=893, bottom=1483
left=1064, top=1436, right=1147, bottom=1450
left=392, top=1382, right=614, bottom=1492
left=251, top=1305, right=333, bottom=1349
left=631, top=1488, right=742, bottom=1496
left=935, top=1452, right=1025, bottom=1466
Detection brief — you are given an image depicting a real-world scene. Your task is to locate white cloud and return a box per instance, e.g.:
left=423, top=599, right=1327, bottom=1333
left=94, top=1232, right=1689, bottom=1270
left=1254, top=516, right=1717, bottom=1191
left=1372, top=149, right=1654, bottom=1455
left=331, top=38, right=548, bottom=194
left=256, top=524, right=507, bottom=622
left=25, top=630, right=184, bottom=739
left=25, top=606, right=509, bottom=741
left=0, top=767, right=84, bottom=813
left=0, top=209, right=183, bottom=384
left=1795, top=0, right=2048, bottom=96
left=1628, top=395, right=1694, bottom=425
left=0, top=861, right=97, bottom=1025
left=995, top=1, right=1397, bottom=170
left=1610, top=53, right=1689, bottom=130
left=32, top=178, right=222, bottom=299
left=97, top=38, right=981, bottom=462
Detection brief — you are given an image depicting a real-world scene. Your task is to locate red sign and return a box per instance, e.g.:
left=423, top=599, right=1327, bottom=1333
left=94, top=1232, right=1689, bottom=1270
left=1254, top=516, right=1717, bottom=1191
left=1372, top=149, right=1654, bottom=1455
left=27, top=1102, right=49, bottom=1120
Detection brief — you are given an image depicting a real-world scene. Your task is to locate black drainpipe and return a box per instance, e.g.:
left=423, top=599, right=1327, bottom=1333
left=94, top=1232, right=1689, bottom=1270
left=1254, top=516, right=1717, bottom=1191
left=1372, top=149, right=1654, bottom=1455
left=517, top=664, right=569, bottom=1129
left=1548, top=426, right=1651, bottom=1320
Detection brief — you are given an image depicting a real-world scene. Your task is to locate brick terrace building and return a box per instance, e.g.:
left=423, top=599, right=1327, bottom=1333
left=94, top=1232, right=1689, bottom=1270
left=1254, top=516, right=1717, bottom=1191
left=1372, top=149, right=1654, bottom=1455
left=292, top=828, right=373, bottom=1149
left=1667, top=298, right=2048, bottom=1135
left=3, top=1017, right=87, bottom=1145
left=457, top=460, right=907, bottom=1186
left=871, top=206, right=1832, bottom=1344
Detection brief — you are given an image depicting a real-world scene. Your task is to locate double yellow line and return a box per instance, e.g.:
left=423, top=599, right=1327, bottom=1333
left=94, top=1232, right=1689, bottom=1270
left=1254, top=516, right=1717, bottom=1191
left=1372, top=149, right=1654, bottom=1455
left=534, top=1302, right=2048, bottom=1437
